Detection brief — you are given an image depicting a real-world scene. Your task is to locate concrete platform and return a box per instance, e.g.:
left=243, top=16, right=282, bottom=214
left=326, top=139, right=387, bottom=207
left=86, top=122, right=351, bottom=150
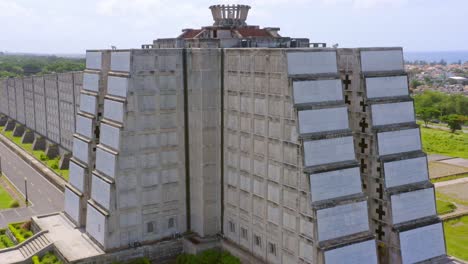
left=34, top=213, right=104, bottom=262
left=428, top=154, right=453, bottom=162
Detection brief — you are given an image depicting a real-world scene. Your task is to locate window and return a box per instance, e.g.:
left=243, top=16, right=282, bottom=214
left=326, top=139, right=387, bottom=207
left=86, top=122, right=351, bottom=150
left=241, top=227, right=248, bottom=240
left=147, top=222, right=154, bottom=233
left=168, top=217, right=175, bottom=229
left=254, top=235, right=262, bottom=247
left=268, top=242, right=277, bottom=256
left=229, top=221, right=235, bottom=233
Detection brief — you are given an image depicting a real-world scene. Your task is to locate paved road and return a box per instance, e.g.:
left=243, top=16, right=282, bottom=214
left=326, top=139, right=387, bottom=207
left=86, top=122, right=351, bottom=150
left=0, top=140, right=63, bottom=228
left=434, top=177, right=468, bottom=188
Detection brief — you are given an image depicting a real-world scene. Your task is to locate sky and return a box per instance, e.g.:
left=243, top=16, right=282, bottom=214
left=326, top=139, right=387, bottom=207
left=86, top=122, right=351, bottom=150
left=0, top=0, right=467, bottom=54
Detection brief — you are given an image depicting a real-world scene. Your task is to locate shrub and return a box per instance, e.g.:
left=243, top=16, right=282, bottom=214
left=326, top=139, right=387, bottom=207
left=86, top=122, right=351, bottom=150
left=128, top=257, right=150, bottom=264
left=32, top=256, right=40, bottom=264
left=39, top=153, right=48, bottom=161
left=176, top=250, right=240, bottom=264
left=9, top=200, right=19, bottom=208
left=8, top=221, right=33, bottom=243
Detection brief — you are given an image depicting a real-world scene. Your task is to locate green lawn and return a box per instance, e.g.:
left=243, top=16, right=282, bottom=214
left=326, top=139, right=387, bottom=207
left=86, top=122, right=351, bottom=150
left=0, top=128, right=69, bottom=181
left=420, top=126, right=468, bottom=159
left=436, top=198, right=457, bottom=215
left=0, top=183, right=16, bottom=209
left=444, top=216, right=468, bottom=261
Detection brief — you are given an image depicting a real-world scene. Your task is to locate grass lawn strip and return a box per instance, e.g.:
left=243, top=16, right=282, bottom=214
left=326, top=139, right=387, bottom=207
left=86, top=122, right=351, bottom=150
left=444, top=216, right=468, bottom=261
left=421, top=126, right=468, bottom=159
left=436, top=198, right=457, bottom=215
left=0, top=180, right=17, bottom=209
left=0, top=127, right=69, bottom=181
left=431, top=173, right=468, bottom=183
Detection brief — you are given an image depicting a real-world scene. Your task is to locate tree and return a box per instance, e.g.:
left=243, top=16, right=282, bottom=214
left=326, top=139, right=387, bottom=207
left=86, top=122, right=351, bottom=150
left=417, top=107, right=440, bottom=127
left=441, top=114, right=466, bottom=133
left=410, top=79, right=423, bottom=89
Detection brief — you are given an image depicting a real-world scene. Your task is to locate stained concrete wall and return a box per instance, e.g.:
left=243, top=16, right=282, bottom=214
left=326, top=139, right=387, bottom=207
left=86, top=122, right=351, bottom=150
left=0, top=72, right=83, bottom=151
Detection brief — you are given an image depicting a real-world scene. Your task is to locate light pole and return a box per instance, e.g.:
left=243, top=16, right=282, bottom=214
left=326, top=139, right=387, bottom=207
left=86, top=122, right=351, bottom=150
left=24, top=177, right=28, bottom=207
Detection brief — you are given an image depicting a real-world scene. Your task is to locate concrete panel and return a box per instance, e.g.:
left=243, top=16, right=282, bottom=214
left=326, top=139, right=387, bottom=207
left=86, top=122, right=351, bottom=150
left=92, top=175, right=111, bottom=210
left=377, top=128, right=421, bottom=156
left=45, top=75, right=60, bottom=143
left=366, top=76, right=408, bottom=99
left=23, top=78, right=35, bottom=130
left=96, top=148, right=116, bottom=178
left=371, top=101, right=415, bottom=126
left=79, top=93, right=97, bottom=115
left=293, top=79, right=343, bottom=104
left=73, top=137, right=90, bottom=164
left=384, top=156, right=428, bottom=188
left=310, top=167, right=361, bottom=202
left=324, top=239, right=377, bottom=264
left=64, top=188, right=81, bottom=225
left=69, top=160, right=85, bottom=192
left=298, top=107, right=349, bottom=134
left=86, top=51, right=102, bottom=70
left=76, top=115, right=93, bottom=139
left=287, top=51, right=337, bottom=75
left=111, top=51, right=131, bottom=72
left=399, top=223, right=445, bottom=264
left=108, top=76, right=129, bottom=98
left=316, top=201, right=369, bottom=241
left=14, top=79, right=26, bottom=124
left=100, top=123, right=120, bottom=150
left=83, top=73, right=99, bottom=92
left=391, top=188, right=436, bottom=224
left=33, top=76, right=47, bottom=136
left=86, top=204, right=106, bottom=246
left=304, top=136, right=355, bottom=167
left=104, top=99, right=124, bottom=123
left=360, top=50, right=404, bottom=72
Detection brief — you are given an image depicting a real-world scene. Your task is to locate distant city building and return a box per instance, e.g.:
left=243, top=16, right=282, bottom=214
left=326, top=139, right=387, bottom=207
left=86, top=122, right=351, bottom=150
left=0, top=5, right=447, bottom=264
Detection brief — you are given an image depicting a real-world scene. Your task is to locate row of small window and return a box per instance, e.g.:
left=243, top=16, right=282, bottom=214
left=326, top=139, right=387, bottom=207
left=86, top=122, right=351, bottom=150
left=228, top=221, right=277, bottom=256
left=146, top=217, right=176, bottom=233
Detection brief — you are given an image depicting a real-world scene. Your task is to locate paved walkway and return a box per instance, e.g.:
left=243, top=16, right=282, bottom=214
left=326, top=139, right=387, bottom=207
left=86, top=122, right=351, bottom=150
left=34, top=213, right=104, bottom=262
left=434, top=177, right=468, bottom=188
left=439, top=158, right=468, bottom=168
left=0, top=139, right=63, bottom=228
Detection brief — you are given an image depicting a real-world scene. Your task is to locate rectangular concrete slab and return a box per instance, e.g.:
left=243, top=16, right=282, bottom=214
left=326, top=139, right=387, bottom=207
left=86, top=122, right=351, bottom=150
left=371, top=101, right=415, bottom=126
left=69, top=160, right=86, bottom=192
left=79, top=93, right=97, bottom=115
left=86, top=51, right=102, bottom=70
left=83, top=73, right=99, bottom=92
left=73, top=137, right=90, bottom=164
left=86, top=204, right=106, bottom=246
left=324, top=239, right=378, bottom=264
left=292, top=79, right=343, bottom=104
left=399, top=223, right=446, bottom=264
left=95, top=148, right=117, bottom=178
left=316, top=200, right=369, bottom=241
left=310, top=167, right=362, bottom=202
left=107, top=76, right=129, bottom=98
left=298, top=107, right=349, bottom=134
left=64, top=187, right=81, bottom=224
left=384, top=156, right=428, bottom=188
left=377, top=128, right=421, bottom=156
left=91, top=175, right=111, bottom=210
left=303, top=136, right=355, bottom=167
left=111, top=51, right=131, bottom=72
left=365, top=75, right=408, bottom=98
left=100, top=123, right=121, bottom=150
left=76, top=115, right=93, bottom=139
left=360, top=49, right=404, bottom=72
left=287, top=51, right=338, bottom=75
left=103, top=99, right=124, bottom=123
left=391, top=188, right=436, bottom=224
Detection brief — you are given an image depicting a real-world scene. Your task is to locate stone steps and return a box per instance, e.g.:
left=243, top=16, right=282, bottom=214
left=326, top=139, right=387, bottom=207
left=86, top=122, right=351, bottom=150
left=18, top=233, right=51, bottom=258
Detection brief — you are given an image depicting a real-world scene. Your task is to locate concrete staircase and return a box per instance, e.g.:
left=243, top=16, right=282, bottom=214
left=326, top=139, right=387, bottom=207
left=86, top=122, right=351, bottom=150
left=18, top=232, right=52, bottom=259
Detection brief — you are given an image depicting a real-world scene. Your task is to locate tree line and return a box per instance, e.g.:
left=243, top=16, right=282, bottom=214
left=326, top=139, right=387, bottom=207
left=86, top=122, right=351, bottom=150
left=414, top=90, right=468, bottom=132
left=0, top=54, right=85, bottom=78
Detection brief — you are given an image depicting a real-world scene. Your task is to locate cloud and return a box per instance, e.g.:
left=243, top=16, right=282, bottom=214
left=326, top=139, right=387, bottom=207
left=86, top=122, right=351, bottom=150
left=0, top=0, right=32, bottom=17
left=321, top=0, right=409, bottom=8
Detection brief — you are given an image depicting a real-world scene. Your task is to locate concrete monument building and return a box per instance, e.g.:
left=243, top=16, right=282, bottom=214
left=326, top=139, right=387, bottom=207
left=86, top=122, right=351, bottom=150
left=0, top=4, right=447, bottom=264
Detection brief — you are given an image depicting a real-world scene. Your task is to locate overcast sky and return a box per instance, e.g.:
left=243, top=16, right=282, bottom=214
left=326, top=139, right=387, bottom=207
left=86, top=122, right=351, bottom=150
left=0, top=0, right=466, bottom=54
